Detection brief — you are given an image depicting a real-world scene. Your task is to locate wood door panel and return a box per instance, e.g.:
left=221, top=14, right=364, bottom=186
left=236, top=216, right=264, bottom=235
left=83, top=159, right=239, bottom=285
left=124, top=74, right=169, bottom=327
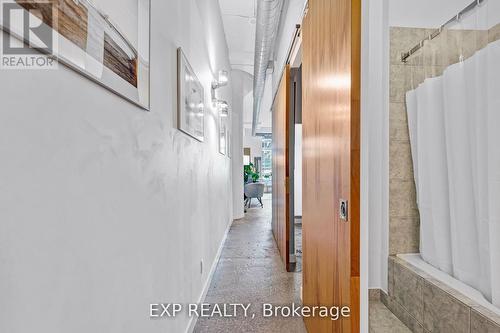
left=272, top=66, right=291, bottom=271
left=302, top=0, right=360, bottom=331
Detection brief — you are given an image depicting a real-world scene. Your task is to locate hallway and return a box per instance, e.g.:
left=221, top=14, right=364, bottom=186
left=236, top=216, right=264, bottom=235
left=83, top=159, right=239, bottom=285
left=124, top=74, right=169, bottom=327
left=194, top=194, right=307, bottom=332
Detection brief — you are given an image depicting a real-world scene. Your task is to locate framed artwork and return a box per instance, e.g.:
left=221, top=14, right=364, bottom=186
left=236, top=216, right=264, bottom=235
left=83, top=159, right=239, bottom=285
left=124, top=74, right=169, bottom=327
left=219, top=115, right=227, bottom=155
left=227, top=130, right=231, bottom=158
left=177, top=47, right=204, bottom=141
left=0, top=0, right=151, bottom=109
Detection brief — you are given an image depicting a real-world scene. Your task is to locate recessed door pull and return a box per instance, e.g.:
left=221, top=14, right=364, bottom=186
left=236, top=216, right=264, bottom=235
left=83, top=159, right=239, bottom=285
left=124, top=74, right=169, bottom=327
left=340, top=199, right=348, bottom=221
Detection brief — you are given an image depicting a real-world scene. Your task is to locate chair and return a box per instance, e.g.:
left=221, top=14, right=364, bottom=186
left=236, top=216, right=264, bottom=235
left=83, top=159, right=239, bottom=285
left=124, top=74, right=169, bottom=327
left=244, top=183, right=265, bottom=208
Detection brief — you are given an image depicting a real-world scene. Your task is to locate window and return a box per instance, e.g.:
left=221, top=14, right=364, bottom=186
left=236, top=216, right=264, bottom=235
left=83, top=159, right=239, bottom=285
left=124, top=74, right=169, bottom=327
left=261, top=137, right=272, bottom=180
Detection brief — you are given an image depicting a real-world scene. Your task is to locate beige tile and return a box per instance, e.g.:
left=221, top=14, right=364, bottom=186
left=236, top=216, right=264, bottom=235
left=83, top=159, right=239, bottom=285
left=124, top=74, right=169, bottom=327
left=389, top=180, right=419, bottom=218
left=489, top=23, right=500, bottom=43
left=422, top=31, right=461, bottom=67
left=471, top=308, right=500, bottom=333
left=465, top=30, right=488, bottom=57
left=421, top=64, right=445, bottom=79
left=390, top=141, right=414, bottom=181
left=390, top=64, right=407, bottom=103
left=423, top=280, right=471, bottom=333
left=390, top=64, right=433, bottom=103
left=370, top=288, right=382, bottom=301
left=384, top=295, right=424, bottom=333
left=370, top=299, right=413, bottom=333
left=420, top=38, right=447, bottom=67
left=389, top=217, right=420, bottom=255
left=390, top=103, right=410, bottom=142
left=395, top=28, right=487, bottom=67
left=424, top=277, right=476, bottom=307
left=390, top=65, right=417, bottom=103
left=388, top=257, right=395, bottom=297
left=472, top=306, right=500, bottom=327
left=393, top=261, right=424, bottom=323
left=390, top=27, right=430, bottom=65
left=392, top=26, right=492, bottom=76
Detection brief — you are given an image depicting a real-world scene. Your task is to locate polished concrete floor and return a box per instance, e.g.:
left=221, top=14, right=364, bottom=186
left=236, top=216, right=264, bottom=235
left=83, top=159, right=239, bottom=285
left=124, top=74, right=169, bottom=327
left=193, top=194, right=409, bottom=332
left=369, top=300, right=411, bottom=333
left=194, top=194, right=307, bottom=333
left=294, top=220, right=302, bottom=273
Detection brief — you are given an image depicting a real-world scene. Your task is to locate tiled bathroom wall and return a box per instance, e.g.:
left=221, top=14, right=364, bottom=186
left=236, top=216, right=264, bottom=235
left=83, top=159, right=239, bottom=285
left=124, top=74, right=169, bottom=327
left=389, top=27, right=428, bottom=255
left=388, top=24, right=500, bottom=255
left=385, top=24, right=500, bottom=332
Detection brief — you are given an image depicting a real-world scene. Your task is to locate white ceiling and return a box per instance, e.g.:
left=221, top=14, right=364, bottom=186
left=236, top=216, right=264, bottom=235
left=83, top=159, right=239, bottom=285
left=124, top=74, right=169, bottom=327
left=218, top=0, right=274, bottom=134
left=218, top=0, right=257, bottom=75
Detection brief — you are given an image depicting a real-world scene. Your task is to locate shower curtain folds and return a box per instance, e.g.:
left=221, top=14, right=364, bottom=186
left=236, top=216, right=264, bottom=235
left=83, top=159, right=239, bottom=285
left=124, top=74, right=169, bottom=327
left=414, top=77, right=453, bottom=275
left=406, top=39, right=500, bottom=307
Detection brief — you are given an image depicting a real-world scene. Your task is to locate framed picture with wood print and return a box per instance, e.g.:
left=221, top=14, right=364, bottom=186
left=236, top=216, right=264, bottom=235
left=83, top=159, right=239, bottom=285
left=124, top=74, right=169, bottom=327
left=177, top=47, right=205, bottom=141
left=0, top=0, right=151, bottom=109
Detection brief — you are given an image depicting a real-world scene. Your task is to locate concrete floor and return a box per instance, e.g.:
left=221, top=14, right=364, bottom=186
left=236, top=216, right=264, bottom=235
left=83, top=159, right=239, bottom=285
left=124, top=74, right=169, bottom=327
left=294, top=220, right=302, bottom=273
left=193, top=194, right=409, bottom=332
left=194, top=194, right=307, bottom=333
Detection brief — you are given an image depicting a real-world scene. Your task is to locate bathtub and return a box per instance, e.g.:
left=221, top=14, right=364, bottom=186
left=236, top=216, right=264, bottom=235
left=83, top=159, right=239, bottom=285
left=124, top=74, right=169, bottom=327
left=397, top=253, right=500, bottom=316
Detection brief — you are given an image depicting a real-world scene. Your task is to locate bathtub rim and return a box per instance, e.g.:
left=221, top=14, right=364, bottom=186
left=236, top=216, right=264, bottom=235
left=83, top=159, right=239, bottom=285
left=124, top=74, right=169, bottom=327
left=397, top=253, right=500, bottom=317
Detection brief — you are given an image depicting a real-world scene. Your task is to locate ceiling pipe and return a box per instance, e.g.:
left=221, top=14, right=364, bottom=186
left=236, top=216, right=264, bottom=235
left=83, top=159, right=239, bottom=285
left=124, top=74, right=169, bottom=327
left=252, top=0, right=284, bottom=136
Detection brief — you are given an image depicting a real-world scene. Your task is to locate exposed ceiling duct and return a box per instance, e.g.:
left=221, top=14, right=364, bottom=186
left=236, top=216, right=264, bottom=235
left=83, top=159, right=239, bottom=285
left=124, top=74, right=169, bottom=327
left=252, top=0, right=284, bottom=136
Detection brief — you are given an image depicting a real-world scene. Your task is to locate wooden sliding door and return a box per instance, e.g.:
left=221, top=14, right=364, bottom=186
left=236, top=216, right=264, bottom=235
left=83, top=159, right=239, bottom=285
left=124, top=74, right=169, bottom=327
left=302, top=0, right=361, bottom=331
left=272, top=65, right=291, bottom=271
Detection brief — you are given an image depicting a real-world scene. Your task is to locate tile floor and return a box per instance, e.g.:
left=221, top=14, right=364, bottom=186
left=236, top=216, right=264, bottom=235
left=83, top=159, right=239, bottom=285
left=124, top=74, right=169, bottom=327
left=369, top=300, right=411, bottom=333
left=194, top=194, right=306, bottom=332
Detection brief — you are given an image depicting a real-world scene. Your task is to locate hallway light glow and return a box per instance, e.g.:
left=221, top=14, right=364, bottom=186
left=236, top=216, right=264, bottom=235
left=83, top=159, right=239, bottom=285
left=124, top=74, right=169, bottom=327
left=212, top=70, right=229, bottom=89
left=216, top=99, right=230, bottom=116
left=318, top=74, right=351, bottom=90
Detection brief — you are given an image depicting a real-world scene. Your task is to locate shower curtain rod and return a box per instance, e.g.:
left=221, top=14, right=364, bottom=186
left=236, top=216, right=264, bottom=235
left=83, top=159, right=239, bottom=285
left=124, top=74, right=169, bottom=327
left=401, top=0, right=485, bottom=63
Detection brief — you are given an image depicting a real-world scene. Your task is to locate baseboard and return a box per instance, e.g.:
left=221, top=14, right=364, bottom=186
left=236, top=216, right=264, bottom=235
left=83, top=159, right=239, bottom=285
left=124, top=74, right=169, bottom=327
left=185, top=220, right=232, bottom=333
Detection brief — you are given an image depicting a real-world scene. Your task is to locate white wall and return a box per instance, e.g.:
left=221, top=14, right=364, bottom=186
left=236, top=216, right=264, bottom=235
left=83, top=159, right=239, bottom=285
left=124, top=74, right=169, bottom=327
left=0, top=1, right=239, bottom=332
left=364, top=0, right=390, bottom=294
left=243, top=90, right=254, bottom=128
left=362, top=0, right=390, bottom=331
left=231, top=70, right=253, bottom=219
left=389, top=0, right=500, bottom=29
left=243, top=130, right=263, bottom=162
left=272, top=0, right=307, bottom=93
left=294, top=124, right=302, bottom=216
left=257, top=75, right=273, bottom=133
left=246, top=75, right=272, bottom=134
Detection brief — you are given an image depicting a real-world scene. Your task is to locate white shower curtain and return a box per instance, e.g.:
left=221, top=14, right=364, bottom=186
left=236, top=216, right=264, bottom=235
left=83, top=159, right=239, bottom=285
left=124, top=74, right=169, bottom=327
left=406, top=39, right=500, bottom=307
left=486, top=39, right=500, bottom=308
left=442, top=56, right=481, bottom=289
left=415, top=77, right=453, bottom=274
left=465, top=46, right=492, bottom=302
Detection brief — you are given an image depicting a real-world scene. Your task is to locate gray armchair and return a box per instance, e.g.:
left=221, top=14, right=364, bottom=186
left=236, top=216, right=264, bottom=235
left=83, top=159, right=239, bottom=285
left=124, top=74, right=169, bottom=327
left=244, top=183, right=265, bottom=208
